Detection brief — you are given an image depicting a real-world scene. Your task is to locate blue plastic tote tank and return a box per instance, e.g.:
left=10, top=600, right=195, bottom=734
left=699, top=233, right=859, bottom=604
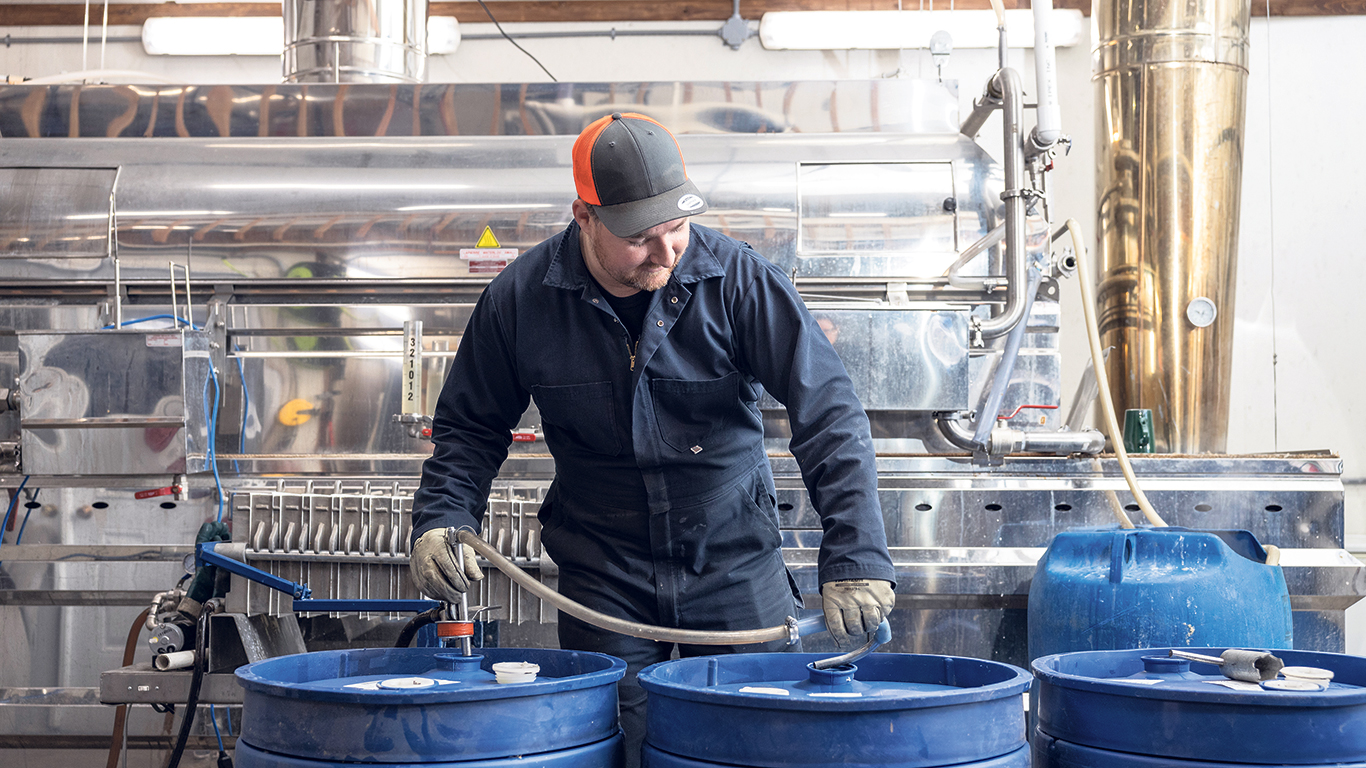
left=233, top=647, right=627, bottom=767
left=1032, top=646, right=1366, bottom=767
left=1028, top=527, right=1292, bottom=660
left=638, top=653, right=1033, bottom=768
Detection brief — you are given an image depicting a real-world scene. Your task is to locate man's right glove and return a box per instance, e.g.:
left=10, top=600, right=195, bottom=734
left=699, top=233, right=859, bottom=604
left=410, top=528, right=484, bottom=603
left=821, top=579, right=896, bottom=650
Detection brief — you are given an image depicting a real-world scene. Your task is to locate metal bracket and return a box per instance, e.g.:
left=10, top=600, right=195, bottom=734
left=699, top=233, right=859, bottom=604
left=197, top=542, right=311, bottom=600
left=718, top=0, right=753, bottom=49
left=392, top=413, right=434, bottom=440
left=886, top=282, right=911, bottom=307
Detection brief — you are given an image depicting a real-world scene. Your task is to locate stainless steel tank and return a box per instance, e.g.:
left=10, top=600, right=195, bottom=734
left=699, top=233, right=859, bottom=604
left=283, top=0, right=428, bottom=83
left=1093, top=0, right=1250, bottom=453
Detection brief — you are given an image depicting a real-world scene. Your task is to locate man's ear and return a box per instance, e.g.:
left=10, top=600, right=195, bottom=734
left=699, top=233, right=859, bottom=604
left=570, top=198, right=593, bottom=229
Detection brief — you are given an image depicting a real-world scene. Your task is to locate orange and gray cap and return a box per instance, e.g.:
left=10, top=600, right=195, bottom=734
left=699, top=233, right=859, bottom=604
left=572, top=112, right=708, bottom=238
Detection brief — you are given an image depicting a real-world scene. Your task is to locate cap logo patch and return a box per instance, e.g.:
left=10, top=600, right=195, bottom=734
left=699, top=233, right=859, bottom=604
left=677, top=194, right=705, bottom=212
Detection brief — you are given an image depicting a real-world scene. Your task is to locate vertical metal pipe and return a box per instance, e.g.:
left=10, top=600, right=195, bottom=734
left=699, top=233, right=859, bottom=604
left=978, top=67, right=1026, bottom=340
left=283, top=0, right=429, bottom=83
left=1093, top=0, right=1250, bottom=453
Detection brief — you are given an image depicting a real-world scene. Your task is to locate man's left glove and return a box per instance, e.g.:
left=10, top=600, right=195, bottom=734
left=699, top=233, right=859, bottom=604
left=821, top=579, right=896, bottom=650
left=410, top=528, right=484, bottom=603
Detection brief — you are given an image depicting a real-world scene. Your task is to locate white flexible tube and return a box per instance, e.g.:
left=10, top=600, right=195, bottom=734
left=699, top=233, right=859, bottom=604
left=988, top=0, right=1007, bottom=27
left=1031, top=0, right=1063, bottom=147
left=1068, top=218, right=1165, bottom=529
left=154, top=650, right=196, bottom=671
left=21, top=70, right=182, bottom=85
left=457, top=529, right=793, bottom=645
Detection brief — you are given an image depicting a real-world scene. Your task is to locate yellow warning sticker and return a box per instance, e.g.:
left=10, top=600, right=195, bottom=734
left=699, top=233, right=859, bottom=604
left=475, top=226, right=501, bottom=249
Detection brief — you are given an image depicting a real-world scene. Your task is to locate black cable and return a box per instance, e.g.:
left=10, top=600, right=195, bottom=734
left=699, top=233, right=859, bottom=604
left=165, top=606, right=211, bottom=768
left=395, top=605, right=445, bottom=648
left=475, top=0, right=558, bottom=82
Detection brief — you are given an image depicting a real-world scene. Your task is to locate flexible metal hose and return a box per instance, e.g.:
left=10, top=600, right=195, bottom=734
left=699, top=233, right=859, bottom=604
left=455, top=529, right=793, bottom=646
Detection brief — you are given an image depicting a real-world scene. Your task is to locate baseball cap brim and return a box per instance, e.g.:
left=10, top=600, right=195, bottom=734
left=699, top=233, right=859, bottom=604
left=592, top=178, right=708, bottom=239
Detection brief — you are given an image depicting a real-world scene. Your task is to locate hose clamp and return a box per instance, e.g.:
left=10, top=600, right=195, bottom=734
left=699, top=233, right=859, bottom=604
left=785, top=616, right=800, bottom=646
left=999, top=188, right=1043, bottom=202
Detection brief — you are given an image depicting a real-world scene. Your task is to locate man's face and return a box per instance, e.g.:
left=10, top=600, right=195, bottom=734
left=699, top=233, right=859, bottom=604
left=573, top=199, right=690, bottom=297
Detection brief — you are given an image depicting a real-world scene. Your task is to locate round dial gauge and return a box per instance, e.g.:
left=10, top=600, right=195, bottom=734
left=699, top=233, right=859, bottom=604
left=1186, top=297, right=1217, bottom=328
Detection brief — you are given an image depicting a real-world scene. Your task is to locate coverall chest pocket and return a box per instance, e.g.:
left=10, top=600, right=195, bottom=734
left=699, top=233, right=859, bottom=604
left=650, top=371, right=740, bottom=454
left=531, top=381, right=621, bottom=456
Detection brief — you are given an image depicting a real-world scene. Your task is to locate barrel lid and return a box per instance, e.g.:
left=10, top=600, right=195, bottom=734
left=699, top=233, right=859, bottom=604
left=1033, top=647, right=1366, bottom=708
left=1033, top=648, right=1366, bottom=765
left=640, top=652, right=1030, bottom=712
left=236, top=647, right=625, bottom=704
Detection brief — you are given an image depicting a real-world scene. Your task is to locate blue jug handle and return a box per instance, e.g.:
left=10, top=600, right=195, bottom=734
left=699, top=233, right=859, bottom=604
left=1109, top=531, right=1131, bottom=583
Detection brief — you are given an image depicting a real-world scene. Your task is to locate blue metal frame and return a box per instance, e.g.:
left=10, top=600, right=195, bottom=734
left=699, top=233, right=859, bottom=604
left=196, top=543, right=442, bottom=613
left=197, top=542, right=311, bottom=599
left=293, top=599, right=441, bottom=613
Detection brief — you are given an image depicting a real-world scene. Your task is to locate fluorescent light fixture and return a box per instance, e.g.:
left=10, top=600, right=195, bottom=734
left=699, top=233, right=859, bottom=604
left=142, top=16, right=460, bottom=56
left=759, top=10, right=1083, bottom=50
left=142, top=17, right=284, bottom=56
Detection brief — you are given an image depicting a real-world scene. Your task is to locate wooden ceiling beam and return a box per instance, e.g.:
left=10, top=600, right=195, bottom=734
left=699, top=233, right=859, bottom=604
left=0, top=0, right=1357, bottom=27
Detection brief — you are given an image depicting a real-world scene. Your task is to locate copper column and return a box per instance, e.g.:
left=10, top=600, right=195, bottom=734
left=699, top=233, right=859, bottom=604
left=1094, top=0, right=1251, bottom=453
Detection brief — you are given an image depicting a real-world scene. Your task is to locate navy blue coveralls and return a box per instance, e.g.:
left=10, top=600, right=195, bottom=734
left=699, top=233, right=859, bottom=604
left=413, top=221, right=896, bottom=765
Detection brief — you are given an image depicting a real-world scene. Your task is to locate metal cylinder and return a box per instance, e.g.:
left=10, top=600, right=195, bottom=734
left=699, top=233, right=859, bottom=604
left=1093, top=0, right=1250, bottom=453
left=283, top=0, right=428, bottom=83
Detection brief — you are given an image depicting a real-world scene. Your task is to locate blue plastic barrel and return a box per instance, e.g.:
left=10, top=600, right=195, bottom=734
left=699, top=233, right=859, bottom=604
left=638, top=653, right=1032, bottom=768
left=1032, top=647, right=1366, bottom=766
left=234, top=647, right=626, bottom=766
left=1028, top=527, right=1292, bottom=660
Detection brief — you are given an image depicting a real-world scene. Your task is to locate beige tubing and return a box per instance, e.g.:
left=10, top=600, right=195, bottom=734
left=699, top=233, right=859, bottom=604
left=154, top=650, right=196, bottom=671
left=1069, top=218, right=1166, bottom=528
left=456, top=529, right=794, bottom=646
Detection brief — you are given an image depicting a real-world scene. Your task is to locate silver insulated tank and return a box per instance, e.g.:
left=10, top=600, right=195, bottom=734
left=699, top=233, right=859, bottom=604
left=284, top=0, right=429, bottom=83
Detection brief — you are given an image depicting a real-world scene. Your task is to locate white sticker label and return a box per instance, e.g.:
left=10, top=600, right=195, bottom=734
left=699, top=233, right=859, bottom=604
left=1205, top=680, right=1264, bottom=692
left=738, top=686, right=789, bottom=696
left=460, top=248, right=519, bottom=261
left=809, top=692, right=863, bottom=698
left=676, top=194, right=705, bottom=212
left=146, top=334, right=182, bottom=348
left=1118, top=678, right=1165, bottom=685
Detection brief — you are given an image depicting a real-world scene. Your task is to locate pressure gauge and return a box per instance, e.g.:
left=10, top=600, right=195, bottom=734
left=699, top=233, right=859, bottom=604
left=183, top=552, right=197, bottom=574
left=1186, top=297, right=1217, bottom=328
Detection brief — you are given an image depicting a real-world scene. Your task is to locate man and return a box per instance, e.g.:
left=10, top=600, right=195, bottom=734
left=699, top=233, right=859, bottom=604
left=410, top=112, right=895, bottom=766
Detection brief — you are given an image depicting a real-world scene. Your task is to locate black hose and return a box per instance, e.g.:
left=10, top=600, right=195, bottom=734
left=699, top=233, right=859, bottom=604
left=394, top=605, right=445, bottom=648
left=164, top=606, right=211, bottom=768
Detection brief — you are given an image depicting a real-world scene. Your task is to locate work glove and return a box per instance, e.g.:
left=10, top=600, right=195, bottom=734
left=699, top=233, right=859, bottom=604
left=410, top=528, right=483, bottom=603
left=821, top=579, right=896, bottom=650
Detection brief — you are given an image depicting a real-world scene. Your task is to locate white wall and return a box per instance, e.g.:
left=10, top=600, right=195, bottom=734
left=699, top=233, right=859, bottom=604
left=3, top=12, right=1364, bottom=646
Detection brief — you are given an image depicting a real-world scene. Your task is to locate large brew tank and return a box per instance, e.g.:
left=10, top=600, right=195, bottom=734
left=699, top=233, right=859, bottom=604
left=1093, top=0, right=1252, bottom=453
